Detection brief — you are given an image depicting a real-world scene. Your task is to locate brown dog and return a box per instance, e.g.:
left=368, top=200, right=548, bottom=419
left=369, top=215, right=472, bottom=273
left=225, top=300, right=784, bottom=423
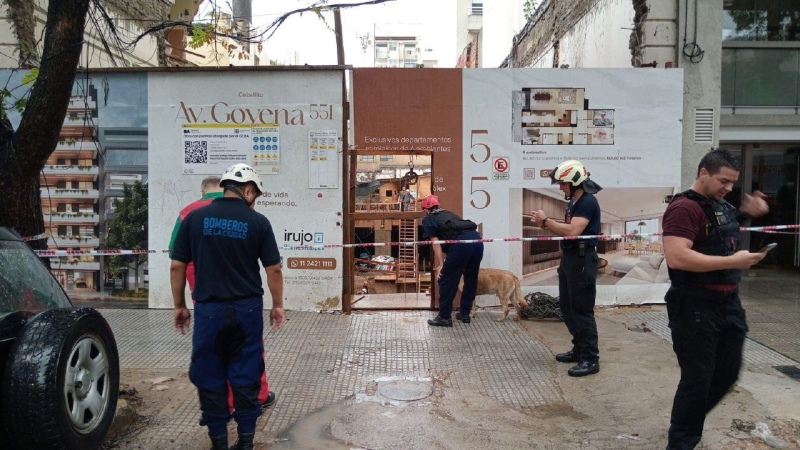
left=461, top=268, right=529, bottom=322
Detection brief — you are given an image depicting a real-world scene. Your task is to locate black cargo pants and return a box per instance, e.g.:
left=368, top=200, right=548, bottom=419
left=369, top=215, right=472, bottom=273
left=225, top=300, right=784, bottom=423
left=557, top=245, right=599, bottom=362
left=665, top=287, right=747, bottom=449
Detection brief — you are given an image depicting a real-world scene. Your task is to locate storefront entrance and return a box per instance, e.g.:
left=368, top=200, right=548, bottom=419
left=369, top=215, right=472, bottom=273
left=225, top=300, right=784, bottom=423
left=721, top=143, right=800, bottom=269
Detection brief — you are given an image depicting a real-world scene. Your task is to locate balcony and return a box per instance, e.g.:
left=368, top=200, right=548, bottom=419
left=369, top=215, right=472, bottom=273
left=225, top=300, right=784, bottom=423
left=49, top=258, right=100, bottom=271
left=43, top=212, right=100, bottom=224
left=48, top=235, right=100, bottom=247
left=68, top=97, right=96, bottom=110
left=105, top=173, right=142, bottom=191
left=467, top=13, right=482, bottom=33
left=722, top=44, right=800, bottom=113
left=40, top=188, right=100, bottom=200
left=54, top=140, right=98, bottom=156
left=63, top=115, right=97, bottom=127
left=42, top=165, right=99, bottom=179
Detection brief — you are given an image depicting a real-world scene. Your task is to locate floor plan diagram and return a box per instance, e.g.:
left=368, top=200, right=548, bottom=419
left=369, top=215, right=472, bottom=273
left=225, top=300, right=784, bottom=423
left=513, top=88, right=614, bottom=145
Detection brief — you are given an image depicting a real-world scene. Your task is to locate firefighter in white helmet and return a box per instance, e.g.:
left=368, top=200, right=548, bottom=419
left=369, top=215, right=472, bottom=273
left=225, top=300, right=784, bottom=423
left=532, top=160, right=602, bottom=377
left=171, top=163, right=284, bottom=450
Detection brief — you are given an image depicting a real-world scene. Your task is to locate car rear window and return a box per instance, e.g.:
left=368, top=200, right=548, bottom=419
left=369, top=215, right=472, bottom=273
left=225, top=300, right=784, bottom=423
left=0, top=240, right=72, bottom=315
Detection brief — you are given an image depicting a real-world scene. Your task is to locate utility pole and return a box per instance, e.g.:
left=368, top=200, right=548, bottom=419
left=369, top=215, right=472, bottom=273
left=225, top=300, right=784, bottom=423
left=334, top=8, right=354, bottom=313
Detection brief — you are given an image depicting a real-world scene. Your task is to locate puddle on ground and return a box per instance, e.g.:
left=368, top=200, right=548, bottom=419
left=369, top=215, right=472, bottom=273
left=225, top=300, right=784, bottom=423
left=270, top=401, right=365, bottom=449
left=271, top=377, right=434, bottom=449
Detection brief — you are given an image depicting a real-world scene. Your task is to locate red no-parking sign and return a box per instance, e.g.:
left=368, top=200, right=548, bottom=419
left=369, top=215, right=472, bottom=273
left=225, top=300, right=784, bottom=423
left=493, top=157, right=510, bottom=180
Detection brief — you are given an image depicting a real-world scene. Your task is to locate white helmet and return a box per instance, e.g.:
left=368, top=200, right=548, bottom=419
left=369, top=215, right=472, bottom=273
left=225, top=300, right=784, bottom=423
left=550, top=160, right=588, bottom=186
left=220, top=163, right=264, bottom=195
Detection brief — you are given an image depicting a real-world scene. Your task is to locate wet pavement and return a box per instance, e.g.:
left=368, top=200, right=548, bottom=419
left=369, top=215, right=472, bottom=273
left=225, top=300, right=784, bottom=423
left=738, top=269, right=800, bottom=363
left=85, top=270, right=800, bottom=449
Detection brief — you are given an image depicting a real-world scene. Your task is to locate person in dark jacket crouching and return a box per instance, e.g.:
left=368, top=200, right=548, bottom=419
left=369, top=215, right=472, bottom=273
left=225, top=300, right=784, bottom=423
left=420, top=194, right=484, bottom=327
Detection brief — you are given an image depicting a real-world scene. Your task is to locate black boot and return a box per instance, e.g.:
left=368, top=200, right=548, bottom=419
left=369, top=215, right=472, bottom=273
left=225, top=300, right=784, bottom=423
left=555, top=350, right=580, bottom=363
left=209, top=433, right=229, bottom=450
left=568, top=360, right=600, bottom=377
left=232, top=432, right=255, bottom=450
left=455, top=312, right=471, bottom=323
left=427, top=316, right=453, bottom=327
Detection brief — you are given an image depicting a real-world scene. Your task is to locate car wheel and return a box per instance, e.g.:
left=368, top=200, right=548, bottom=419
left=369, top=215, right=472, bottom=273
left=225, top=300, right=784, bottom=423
left=2, top=308, right=119, bottom=450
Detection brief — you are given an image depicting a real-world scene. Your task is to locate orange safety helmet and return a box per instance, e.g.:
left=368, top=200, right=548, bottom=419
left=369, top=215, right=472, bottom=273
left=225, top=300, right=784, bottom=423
left=420, top=194, right=440, bottom=210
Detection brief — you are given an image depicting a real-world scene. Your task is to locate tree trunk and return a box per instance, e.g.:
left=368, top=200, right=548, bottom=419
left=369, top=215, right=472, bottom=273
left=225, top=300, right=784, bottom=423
left=134, top=258, right=140, bottom=291
left=0, top=0, right=90, bottom=248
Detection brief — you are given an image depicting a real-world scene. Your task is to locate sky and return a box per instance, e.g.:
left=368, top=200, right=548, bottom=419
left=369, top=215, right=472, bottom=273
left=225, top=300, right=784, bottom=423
left=249, top=0, right=457, bottom=67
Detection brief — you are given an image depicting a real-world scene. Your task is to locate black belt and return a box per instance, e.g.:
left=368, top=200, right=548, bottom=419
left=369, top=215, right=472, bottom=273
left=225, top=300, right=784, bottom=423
left=561, top=245, right=595, bottom=255
left=671, top=285, right=739, bottom=300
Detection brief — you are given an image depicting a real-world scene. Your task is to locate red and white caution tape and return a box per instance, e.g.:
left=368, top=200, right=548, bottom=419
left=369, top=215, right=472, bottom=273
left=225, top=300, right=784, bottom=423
left=22, top=233, right=48, bottom=242
left=35, top=249, right=154, bottom=256
left=739, top=224, right=800, bottom=232
left=25, top=223, right=800, bottom=255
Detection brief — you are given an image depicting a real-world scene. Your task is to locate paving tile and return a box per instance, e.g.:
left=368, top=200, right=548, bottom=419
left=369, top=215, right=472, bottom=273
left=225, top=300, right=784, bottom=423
left=102, top=309, right=561, bottom=444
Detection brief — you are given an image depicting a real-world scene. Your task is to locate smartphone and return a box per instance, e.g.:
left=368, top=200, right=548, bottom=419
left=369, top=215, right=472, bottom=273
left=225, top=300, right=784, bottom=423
left=758, top=243, right=778, bottom=253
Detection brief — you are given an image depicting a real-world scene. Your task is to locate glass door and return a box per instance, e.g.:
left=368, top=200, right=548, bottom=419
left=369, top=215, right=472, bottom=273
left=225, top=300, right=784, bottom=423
left=721, top=143, right=799, bottom=269
left=748, top=145, right=799, bottom=268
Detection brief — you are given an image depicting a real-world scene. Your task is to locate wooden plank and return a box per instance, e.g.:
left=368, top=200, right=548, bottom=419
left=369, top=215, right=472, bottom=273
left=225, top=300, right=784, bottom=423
left=350, top=211, right=426, bottom=220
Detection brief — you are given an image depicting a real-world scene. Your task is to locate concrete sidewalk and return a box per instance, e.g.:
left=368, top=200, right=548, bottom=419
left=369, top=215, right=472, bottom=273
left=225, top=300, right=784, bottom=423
left=100, top=305, right=800, bottom=449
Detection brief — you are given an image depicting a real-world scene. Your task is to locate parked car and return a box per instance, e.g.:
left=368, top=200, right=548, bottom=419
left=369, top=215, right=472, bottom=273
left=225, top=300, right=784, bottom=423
left=0, top=227, right=119, bottom=449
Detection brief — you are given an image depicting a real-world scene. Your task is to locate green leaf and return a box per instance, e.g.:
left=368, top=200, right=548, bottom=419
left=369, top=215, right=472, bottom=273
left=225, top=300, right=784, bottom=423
left=189, top=25, right=213, bottom=49
left=21, top=67, right=39, bottom=86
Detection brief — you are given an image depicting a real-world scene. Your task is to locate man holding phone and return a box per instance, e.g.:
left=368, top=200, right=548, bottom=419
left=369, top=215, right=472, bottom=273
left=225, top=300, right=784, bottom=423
left=662, top=149, right=769, bottom=449
left=758, top=243, right=778, bottom=253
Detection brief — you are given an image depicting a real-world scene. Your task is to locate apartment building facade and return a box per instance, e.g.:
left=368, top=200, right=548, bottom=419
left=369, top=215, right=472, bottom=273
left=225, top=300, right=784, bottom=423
left=455, top=0, right=483, bottom=68
left=491, top=0, right=799, bottom=270
left=41, top=84, right=102, bottom=289
left=2, top=0, right=206, bottom=290
left=374, top=36, right=424, bottom=68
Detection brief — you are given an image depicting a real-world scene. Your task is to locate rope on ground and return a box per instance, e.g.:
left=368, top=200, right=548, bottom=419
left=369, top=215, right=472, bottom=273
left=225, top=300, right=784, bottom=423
left=520, top=292, right=563, bottom=321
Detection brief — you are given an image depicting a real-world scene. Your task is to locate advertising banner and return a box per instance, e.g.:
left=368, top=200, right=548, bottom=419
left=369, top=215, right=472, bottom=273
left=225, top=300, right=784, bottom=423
left=148, top=71, right=344, bottom=310
left=353, top=68, right=684, bottom=306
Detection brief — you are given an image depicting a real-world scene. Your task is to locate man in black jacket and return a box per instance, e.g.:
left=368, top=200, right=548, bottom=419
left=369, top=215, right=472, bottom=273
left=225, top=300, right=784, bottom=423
left=662, top=149, right=768, bottom=449
left=420, top=195, right=483, bottom=327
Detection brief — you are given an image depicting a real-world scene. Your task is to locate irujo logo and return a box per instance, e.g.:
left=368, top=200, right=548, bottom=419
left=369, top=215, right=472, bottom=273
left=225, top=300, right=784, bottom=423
left=284, top=230, right=324, bottom=246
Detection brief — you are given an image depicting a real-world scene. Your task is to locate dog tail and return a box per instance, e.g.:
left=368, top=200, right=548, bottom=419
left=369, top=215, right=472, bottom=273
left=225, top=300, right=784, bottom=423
left=514, top=277, right=528, bottom=308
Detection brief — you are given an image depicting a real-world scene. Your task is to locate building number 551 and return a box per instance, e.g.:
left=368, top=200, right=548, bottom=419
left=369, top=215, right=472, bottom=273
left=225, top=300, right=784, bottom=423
left=469, top=130, right=491, bottom=210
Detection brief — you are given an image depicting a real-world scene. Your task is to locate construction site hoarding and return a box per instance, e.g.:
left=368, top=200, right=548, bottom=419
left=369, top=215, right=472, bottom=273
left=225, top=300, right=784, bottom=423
left=147, top=70, right=344, bottom=310
left=352, top=68, right=684, bottom=306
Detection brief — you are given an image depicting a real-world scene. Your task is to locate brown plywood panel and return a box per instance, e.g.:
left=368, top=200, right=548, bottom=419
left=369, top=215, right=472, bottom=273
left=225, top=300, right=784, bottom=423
left=353, top=68, right=463, bottom=215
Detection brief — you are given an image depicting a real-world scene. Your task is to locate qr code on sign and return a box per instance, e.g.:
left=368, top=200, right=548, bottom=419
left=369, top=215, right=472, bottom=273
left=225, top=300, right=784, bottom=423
left=184, top=141, right=208, bottom=164
left=523, top=168, right=535, bottom=180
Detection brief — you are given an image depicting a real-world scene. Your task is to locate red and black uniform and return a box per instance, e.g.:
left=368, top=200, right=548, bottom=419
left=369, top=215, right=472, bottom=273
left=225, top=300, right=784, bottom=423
left=171, top=197, right=281, bottom=438
left=169, top=191, right=223, bottom=291
left=662, top=190, right=747, bottom=450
